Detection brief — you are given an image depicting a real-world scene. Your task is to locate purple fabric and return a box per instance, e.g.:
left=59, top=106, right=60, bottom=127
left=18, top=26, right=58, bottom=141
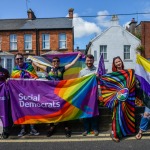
left=97, top=54, right=106, bottom=76
left=0, top=82, right=12, bottom=127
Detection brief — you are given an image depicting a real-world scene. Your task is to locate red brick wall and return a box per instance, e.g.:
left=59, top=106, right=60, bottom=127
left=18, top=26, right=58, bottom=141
left=0, top=29, right=74, bottom=56
left=141, top=22, right=150, bottom=59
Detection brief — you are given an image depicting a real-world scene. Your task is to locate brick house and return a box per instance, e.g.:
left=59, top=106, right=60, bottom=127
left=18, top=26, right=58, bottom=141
left=0, top=8, right=74, bottom=72
left=135, top=21, right=150, bottom=59
left=127, top=18, right=150, bottom=60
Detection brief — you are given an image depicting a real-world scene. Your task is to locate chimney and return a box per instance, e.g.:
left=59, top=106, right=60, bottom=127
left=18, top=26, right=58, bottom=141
left=111, top=15, right=119, bottom=26
left=68, top=8, right=74, bottom=19
left=129, top=18, right=137, bottom=35
left=27, top=9, right=36, bottom=20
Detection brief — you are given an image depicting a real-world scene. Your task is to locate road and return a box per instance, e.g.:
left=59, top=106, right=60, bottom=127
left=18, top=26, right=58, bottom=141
left=0, top=132, right=150, bottom=150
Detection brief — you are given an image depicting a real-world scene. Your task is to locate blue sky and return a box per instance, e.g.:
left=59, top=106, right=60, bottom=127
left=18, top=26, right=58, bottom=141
left=0, top=0, right=150, bottom=49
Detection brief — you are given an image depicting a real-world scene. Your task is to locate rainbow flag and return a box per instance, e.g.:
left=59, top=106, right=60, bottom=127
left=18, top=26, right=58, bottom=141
left=8, top=74, right=99, bottom=124
left=43, top=52, right=86, bottom=79
left=100, top=69, right=135, bottom=138
left=11, top=63, right=38, bottom=79
left=135, top=54, right=150, bottom=108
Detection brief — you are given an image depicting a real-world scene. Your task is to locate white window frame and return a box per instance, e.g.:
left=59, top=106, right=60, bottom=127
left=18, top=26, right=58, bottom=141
left=24, top=34, right=32, bottom=50
left=42, top=34, right=50, bottom=49
left=6, top=58, right=13, bottom=73
left=10, top=34, right=17, bottom=50
left=94, top=50, right=97, bottom=61
left=59, top=33, right=66, bottom=49
left=100, top=45, right=107, bottom=60
left=124, top=45, right=131, bottom=60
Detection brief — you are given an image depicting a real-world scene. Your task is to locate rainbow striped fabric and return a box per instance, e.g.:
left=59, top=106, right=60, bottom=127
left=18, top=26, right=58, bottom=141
left=43, top=52, right=86, bottom=79
left=135, top=54, right=150, bottom=108
left=100, top=69, right=135, bottom=138
left=11, top=63, right=38, bottom=79
left=8, top=74, right=99, bottom=124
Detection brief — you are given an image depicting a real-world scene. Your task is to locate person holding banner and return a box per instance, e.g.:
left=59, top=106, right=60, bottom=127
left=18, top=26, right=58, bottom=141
left=11, top=53, right=39, bottom=137
left=33, top=52, right=82, bottom=137
left=79, top=54, right=99, bottom=136
left=0, top=57, right=10, bottom=139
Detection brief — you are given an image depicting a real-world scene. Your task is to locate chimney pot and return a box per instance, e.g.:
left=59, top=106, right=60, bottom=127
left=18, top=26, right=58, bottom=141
left=68, top=8, right=74, bottom=19
left=27, top=8, right=36, bottom=20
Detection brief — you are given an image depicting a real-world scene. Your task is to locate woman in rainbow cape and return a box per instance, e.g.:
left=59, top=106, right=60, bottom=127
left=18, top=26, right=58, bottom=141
left=100, top=56, right=135, bottom=142
left=11, top=53, right=39, bottom=137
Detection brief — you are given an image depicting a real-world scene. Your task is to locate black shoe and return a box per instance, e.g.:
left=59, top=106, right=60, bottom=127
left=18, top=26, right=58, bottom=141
left=2, top=132, right=9, bottom=139
left=47, top=129, right=55, bottom=137
left=65, top=129, right=71, bottom=138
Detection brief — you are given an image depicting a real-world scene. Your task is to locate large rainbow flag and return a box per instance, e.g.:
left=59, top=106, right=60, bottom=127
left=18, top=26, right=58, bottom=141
left=7, top=74, right=99, bottom=124
left=100, top=69, right=135, bottom=138
left=135, top=54, right=150, bottom=108
left=43, top=52, right=86, bottom=79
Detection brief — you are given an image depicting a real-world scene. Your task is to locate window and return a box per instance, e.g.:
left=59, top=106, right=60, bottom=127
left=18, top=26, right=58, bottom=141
left=10, top=34, right=17, bottom=50
left=0, top=35, right=2, bottom=50
left=7, top=59, right=12, bottom=73
left=59, top=34, right=66, bottom=49
left=124, top=45, right=130, bottom=60
left=24, top=34, right=32, bottom=50
left=1, top=58, right=4, bottom=67
left=100, top=45, right=107, bottom=60
left=42, top=34, right=50, bottom=49
left=94, top=50, right=97, bottom=61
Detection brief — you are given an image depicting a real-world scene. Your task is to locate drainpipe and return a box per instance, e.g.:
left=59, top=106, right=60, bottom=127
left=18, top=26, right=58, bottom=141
left=35, top=28, right=40, bottom=56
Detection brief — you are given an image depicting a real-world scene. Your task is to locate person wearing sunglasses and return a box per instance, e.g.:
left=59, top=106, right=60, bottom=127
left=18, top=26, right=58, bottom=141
left=33, top=52, right=82, bottom=137
left=11, top=53, right=39, bottom=137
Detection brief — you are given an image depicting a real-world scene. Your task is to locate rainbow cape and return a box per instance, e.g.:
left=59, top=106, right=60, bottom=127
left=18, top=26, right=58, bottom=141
left=43, top=52, right=86, bottom=79
left=135, top=54, right=150, bottom=108
left=8, top=74, right=99, bottom=124
left=100, top=69, right=135, bottom=138
left=11, top=63, right=38, bottom=79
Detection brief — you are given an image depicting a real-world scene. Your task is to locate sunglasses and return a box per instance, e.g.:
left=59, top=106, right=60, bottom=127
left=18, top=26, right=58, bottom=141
left=16, top=58, right=23, bottom=60
left=52, top=60, right=60, bottom=63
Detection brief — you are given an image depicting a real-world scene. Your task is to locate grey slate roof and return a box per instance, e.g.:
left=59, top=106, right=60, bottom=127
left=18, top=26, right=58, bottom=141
left=0, top=18, right=73, bottom=30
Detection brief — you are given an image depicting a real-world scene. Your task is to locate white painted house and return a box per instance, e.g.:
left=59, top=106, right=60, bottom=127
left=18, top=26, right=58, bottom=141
left=87, top=16, right=141, bottom=73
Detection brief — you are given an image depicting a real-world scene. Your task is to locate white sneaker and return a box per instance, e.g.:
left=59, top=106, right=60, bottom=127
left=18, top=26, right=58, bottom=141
left=18, top=129, right=26, bottom=137
left=30, top=129, right=39, bottom=136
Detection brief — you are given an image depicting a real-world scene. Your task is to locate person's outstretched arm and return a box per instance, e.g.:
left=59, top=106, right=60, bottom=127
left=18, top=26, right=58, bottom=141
left=65, top=52, right=82, bottom=70
left=32, top=61, right=47, bottom=71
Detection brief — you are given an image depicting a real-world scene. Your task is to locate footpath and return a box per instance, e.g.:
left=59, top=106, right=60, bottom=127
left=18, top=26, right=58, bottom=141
left=0, top=106, right=146, bottom=140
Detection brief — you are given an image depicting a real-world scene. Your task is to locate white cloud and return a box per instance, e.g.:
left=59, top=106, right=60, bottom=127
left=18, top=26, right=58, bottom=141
left=123, top=21, right=130, bottom=28
left=73, top=13, right=101, bottom=38
left=96, top=10, right=111, bottom=28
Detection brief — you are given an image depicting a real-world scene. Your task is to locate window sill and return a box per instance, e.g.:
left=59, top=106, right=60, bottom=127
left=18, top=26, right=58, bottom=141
left=58, top=48, right=68, bottom=51
left=41, top=49, right=51, bottom=51
left=124, top=59, right=133, bottom=62
left=9, top=50, right=18, bottom=52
